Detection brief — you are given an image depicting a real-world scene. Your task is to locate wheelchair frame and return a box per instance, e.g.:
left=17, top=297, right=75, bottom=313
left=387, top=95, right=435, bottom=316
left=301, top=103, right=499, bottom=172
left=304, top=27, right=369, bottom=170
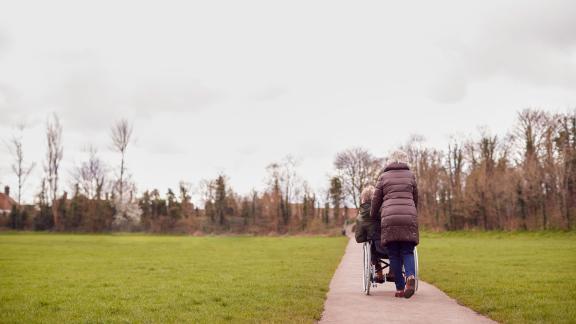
left=362, top=241, right=419, bottom=295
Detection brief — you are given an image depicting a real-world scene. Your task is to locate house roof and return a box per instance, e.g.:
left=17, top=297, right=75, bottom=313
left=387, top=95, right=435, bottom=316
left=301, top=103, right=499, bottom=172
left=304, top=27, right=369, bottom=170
left=0, top=193, right=16, bottom=211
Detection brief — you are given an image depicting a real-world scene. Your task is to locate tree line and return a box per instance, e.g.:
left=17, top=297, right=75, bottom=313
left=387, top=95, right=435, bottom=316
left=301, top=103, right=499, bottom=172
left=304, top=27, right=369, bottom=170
left=409, top=109, right=576, bottom=230
left=1, top=108, right=575, bottom=233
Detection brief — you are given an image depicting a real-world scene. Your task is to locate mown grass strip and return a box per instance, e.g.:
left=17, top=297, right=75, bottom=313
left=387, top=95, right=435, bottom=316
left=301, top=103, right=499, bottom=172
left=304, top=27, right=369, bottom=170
left=0, top=233, right=347, bottom=323
left=419, top=231, right=576, bottom=324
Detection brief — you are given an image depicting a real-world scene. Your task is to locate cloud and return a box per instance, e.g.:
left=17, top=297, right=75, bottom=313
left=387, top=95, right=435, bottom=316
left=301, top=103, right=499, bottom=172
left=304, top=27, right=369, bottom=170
left=1, top=0, right=576, bottom=203
left=138, top=136, right=188, bottom=156
left=463, top=0, right=576, bottom=88
left=427, top=0, right=576, bottom=104
left=0, top=30, right=6, bottom=55
left=250, top=87, right=287, bottom=102
left=0, top=84, right=23, bottom=127
left=130, top=79, right=220, bottom=118
left=54, top=58, right=118, bottom=131
left=427, top=46, right=469, bottom=103
left=41, top=51, right=222, bottom=131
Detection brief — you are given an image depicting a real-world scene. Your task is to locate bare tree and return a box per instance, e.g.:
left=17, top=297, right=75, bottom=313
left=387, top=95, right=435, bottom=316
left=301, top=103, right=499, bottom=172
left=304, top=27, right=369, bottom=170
left=44, top=114, right=64, bottom=228
left=7, top=124, right=36, bottom=205
left=266, top=155, right=302, bottom=228
left=266, top=156, right=301, bottom=202
left=198, top=178, right=216, bottom=205
left=279, top=156, right=301, bottom=204
left=446, top=140, right=465, bottom=229
left=198, top=178, right=217, bottom=223
left=71, top=146, right=107, bottom=199
left=45, top=114, right=64, bottom=203
left=110, top=119, right=133, bottom=203
left=334, top=147, right=382, bottom=209
left=556, top=110, right=576, bottom=228
left=178, top=181, right=194, bottom=217
left=514, top=109, right=548, bottom=162
left=514, top=109, right=548, bottom=229
left=402, top=134, right=426, bottom=169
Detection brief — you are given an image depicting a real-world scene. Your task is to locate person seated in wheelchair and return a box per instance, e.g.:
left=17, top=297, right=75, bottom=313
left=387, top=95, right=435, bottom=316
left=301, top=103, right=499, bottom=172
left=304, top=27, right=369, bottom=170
left=355, top=185, right=395, bottom=284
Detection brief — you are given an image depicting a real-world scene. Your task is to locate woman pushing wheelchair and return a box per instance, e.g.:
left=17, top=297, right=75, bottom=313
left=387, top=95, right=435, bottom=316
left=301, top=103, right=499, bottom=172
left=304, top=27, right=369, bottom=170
left=355, top=150, right=419, bottom=298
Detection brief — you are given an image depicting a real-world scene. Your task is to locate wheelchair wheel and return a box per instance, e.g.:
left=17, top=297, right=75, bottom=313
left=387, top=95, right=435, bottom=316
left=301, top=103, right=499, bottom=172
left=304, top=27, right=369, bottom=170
left=414, top=246, right=419, bottom=291
left=362, top=242, right=371, bottom=295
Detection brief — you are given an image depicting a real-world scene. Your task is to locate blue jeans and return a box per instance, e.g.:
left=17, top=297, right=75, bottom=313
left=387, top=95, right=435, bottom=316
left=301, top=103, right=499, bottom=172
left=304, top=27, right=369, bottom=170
left=385, top=241, right=416, bottom=291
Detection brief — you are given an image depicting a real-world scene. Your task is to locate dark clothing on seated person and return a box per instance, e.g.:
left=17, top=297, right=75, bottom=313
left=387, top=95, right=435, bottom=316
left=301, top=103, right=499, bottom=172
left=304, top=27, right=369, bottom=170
left=355, top=202, right=381, bottom=243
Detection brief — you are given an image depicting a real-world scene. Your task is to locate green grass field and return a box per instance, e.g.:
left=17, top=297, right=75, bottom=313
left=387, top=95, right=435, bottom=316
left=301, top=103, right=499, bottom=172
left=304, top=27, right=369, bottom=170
left=419, top=231, right=576, bottom=324
left=0, top=233, right=347, bottom=323
left=2, top=232, right=575, bottom=324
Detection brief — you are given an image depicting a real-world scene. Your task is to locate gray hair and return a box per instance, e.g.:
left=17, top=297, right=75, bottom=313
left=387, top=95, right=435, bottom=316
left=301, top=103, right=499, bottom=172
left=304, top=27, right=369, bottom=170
left=386, top=150, right=408, bottom=166
left=360, top=185, right=375, bottom=204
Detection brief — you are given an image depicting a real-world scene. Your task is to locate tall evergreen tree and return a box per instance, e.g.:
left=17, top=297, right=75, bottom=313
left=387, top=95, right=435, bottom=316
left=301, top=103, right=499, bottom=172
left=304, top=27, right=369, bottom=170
left=329, top=177, right=343, bottom=225
left=214, top=175, right=228, bottom=228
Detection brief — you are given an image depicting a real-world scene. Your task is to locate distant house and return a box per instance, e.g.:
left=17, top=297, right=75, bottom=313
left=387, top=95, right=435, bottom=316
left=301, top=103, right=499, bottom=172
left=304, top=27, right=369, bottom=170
left=0, top=186, right=16, bottom=215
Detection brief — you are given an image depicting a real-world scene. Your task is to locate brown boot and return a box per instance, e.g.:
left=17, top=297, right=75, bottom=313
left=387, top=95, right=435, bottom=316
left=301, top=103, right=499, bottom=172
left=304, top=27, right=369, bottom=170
left=385, top=271, right=395, bottom=283
left=404, top=275, right=416, bottom=299
left=394, top=291, right=405, bottom=297
left=375, top=270, right=384, bottom=283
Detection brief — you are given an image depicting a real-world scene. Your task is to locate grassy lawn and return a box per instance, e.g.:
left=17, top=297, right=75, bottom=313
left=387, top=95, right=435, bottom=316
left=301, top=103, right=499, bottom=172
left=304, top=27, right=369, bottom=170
left=0, top=233, right=347, bottom=323
left=419, top=231, right=576, bottom=324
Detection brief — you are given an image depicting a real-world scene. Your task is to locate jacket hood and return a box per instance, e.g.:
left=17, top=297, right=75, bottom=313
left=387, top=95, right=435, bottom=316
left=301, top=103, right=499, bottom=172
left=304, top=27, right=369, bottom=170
left=384, top=162, right=410, bottom=172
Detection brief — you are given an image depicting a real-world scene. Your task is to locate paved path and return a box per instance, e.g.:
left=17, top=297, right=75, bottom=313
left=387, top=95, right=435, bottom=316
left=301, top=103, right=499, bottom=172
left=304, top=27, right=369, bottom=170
left=319, top=238, right=496, bottom=323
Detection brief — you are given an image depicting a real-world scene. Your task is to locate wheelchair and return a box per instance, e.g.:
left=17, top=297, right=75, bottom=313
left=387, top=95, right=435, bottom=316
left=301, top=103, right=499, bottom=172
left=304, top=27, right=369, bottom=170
left=362, top=240, right=419, bottom=295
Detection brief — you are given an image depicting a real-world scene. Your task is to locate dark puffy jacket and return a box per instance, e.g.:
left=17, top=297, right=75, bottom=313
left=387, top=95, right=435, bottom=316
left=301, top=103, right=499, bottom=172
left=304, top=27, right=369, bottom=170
left=354, top=202, right=381, bottom=243
left=370, top=162, right=419, bottom=245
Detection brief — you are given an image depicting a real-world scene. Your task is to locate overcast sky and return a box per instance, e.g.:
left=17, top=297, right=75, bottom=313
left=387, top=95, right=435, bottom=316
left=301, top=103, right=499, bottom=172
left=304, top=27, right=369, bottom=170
left=1, top=0, right=575, bottom=203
